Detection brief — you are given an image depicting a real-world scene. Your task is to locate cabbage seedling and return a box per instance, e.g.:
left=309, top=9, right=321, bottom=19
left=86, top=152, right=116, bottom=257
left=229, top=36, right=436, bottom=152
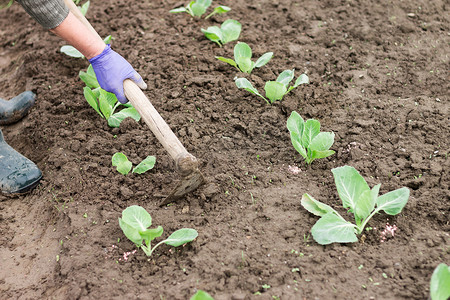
left=80, top=65, right=141, bottom=127
left=301, top=166, right=410, bottom=245
left=201, top=19, right=241, bottom=47
left=170, top=0, right=230, bottom=19
left=265, top=69, right=309, bottom=102
left=216, top=42, right=273, bottom=73
left=112, top=153, right=156, bottom=175
left=170, top=0, right=212, bottom=17
left=287, top=111, right=335, bottom=164
left=430, top=263, right=450, bottom=300
left=235, top=70, right=309, bottom=103
left=119, top=205, right=198, bottom=257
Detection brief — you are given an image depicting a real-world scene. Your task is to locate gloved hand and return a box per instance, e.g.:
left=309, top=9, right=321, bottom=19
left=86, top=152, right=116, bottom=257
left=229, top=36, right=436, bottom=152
left=89, top=45, right=147, bottom=103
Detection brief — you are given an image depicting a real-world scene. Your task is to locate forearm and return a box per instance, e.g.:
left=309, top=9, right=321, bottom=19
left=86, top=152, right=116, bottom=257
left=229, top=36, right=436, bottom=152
left=50, top=11, right=105, bottom=59
left=17, top=0, right=105, bottom=59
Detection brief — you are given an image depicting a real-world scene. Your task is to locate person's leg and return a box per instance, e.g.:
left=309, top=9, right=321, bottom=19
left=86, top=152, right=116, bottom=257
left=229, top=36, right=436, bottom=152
left=0, top=92, right=42, bottom=194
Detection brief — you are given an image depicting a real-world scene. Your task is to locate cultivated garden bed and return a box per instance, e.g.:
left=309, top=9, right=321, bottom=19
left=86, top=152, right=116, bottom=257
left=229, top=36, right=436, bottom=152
left=0, top=0, right=448, bottom=299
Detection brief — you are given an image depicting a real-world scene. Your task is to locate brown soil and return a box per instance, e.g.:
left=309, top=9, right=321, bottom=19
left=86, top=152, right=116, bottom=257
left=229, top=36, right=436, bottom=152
left=1, top=0, right=449, bottom=299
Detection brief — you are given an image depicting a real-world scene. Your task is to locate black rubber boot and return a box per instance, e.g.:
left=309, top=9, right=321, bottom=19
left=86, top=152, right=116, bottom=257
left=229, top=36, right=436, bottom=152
left=0, top=91, right=36, bottom=125
left=0, top=129, right=42, bottom=194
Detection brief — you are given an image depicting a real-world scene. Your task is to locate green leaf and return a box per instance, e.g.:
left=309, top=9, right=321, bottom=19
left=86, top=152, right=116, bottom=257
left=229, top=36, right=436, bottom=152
left=108, top=107, right=141, bottom=128
left=79, top=67, right=100, bottom=89
left=132, top=156, right=156, bottom=174
left=235, top=78, right=267, bottom=102
left=191, top=290, right=215, bottom=300
left=309, top=131, right=335, bottom=163
left=311, top=213, right=358, bottom=245
left=375, top=187, right=410, bottom=215
left=221, top=19, right=241, bottom=44
left=197, top=0, right=212, bottom=8
left=234, top=42, right=253, bottom=73
left=289, top=73, right=309, bottom=91
left=112, top=152, right=132, bottom=175
left=201, top=26, right=223, bottom=46
left=92, top=87, right=101, bottom=99
left=234, top=42, right=252, bottom=60
left=310, top=149, right=335, bottom=160
left=99, top=89, right=117, bottom=119
left=164, top=228, right=198, bottom=247
left=139, top=226, right=163, bottom=246
left=301, top=193, right=341, bottom=217
left=119, top=217, right=143, bottom=246
left=83, top=87, right=102, bottom=117
left=355, top=184, right=380, bottom=221
left=264, top=81, right=287, bottom=103
left=87, top=64, right=96, bottom=77
left=190, top=0, right=211, bottom=16
left=254, top=52, right=273, bottom=68
left=201, top=19, right=241, bottom=46
left=205, top=5, right=231, bottom=19
left=332, top=166, right=370, bottom=212
left=290, top=132, right=307, bottom=159
left=60, top=45, right=84, bottom=58
left=139, top=227, right=163, bottom=240
left=120, top=205, right=152, bottom=231
left=236, top=57, right=253, bottom=73
left=286, top=111, right=305, bottom=136
left=78, top=0, right=89, bottom=16
left=216, top=56, right=238, bottom=69
left=185, top=1, right=196, bottom=16
left=170, top=7, right=188, bottom=13
left=235, top=78, right=257, bottom=94
left=122, top=102, right=133, bottom=108
left=430, top=263, right=450, bottom=300
left=276, top=69, right=295, bottom=87
left=103, top=35, right=112, bottom=44
left=301, top=119, right=320, bottom=148
left=214, top=5, right=231, bottom=14
left=309, top=132, right=335, bottom=151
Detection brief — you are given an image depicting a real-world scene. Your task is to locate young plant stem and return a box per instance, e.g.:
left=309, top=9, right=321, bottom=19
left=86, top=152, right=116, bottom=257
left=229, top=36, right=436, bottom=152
left=205, top=12, right=215, bottom=19
left=147, top=239, right=168, bottom=256
left=141, top=245, right=152, bottom=256
left=357, top=209, right=380, bottom=234
left=111, top=102, right=120, bottom=115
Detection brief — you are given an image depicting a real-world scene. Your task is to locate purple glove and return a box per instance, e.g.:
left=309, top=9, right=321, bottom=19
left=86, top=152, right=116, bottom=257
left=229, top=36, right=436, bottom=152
left=89, top=45, right=147, bottom=103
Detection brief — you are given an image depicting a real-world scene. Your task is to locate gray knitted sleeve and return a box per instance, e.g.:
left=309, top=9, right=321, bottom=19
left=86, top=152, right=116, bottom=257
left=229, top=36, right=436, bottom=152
left=17, top=0, right=69, bottom=29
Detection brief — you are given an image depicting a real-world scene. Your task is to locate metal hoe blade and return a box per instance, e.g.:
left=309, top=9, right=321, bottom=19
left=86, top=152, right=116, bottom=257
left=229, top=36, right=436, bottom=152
left=161, top=169, right=206, bottom=206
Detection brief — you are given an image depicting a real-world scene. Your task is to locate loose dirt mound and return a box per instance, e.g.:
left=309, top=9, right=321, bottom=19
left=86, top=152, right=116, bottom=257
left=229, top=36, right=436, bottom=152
left=1, top=0, right=448, bottom=299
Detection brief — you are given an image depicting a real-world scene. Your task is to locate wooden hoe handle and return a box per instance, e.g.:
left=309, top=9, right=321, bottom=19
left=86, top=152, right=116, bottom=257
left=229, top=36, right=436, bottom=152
left=123, top=80, right=198, bottom=175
